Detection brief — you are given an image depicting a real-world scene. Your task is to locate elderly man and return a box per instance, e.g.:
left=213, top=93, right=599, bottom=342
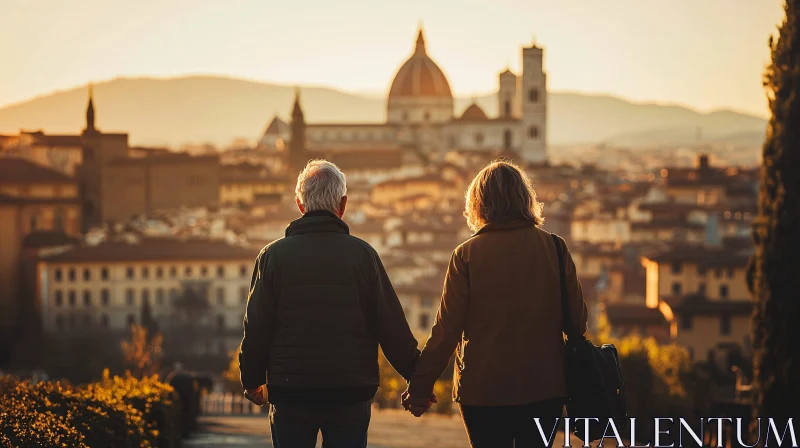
left=239, top=160, right=422, bottom=448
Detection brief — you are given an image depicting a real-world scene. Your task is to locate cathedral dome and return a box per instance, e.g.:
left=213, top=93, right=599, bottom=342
left=388, top=29, right=452, bottom=99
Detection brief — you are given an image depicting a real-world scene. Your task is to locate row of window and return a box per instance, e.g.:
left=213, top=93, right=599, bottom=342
left=53, top=286, right=250, bottom=308
left=30, top=209, right=67, bottom=232
left=53, top=313, right=231, bottom=331
left=679, top=315, right=732, bottom=335
left=54, top=264, right=250, bottom=282
left=671, top=282, right=729, bottom=299
left=670, top=263, right=738, bottom=279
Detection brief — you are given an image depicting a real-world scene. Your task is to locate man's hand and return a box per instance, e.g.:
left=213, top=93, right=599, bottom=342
left=244, top=385, right=268, bottom=406
left=401, top=389, right=437, bottom=417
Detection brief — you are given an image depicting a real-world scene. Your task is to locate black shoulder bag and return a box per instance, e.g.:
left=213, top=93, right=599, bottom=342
left=552, top=233, right=627, bottom=442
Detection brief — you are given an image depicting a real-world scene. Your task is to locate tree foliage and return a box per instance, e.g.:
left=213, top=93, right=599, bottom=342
left=750, top=0, right=800, bottom=421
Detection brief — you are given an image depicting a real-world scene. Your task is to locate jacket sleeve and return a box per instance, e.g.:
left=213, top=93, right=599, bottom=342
left=367, top=253, right=420, bottom=380
left=408, top=248, right=470, bottom=399
left=559, top=239, right=589, bottom=336
left=239, top=251, right=274, bottom=390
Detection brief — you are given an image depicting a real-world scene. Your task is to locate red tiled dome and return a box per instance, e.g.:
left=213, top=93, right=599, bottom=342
left=389, top=29, right=452, bottom=99
left=459, top=103, right=488, bottom=121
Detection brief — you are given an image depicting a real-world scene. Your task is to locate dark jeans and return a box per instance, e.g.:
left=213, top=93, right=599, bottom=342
left=459, top=398, right=565, bottom=448
left=269, top=399, right=372, bottom=448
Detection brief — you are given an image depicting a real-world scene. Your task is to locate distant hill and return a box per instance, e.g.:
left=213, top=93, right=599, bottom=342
left=0, top=76, right=767, bottom=147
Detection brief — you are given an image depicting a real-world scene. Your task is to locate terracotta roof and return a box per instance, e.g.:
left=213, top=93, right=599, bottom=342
left=670, top=294, right=754, bottom=315
left=264, top=117, right=289, bottom=136
left=42, top=237, right=258, bottom=263
left=0, top=158, right=75, bottom=184
left=22, top=231, right=81, bottom=249
left=106, top=154, right=219, bottom=166
left=459, top=103, right=488, bottom=121
left=605, top=304, right=667, bottom=325
left=316, top=148, right=404, bottom=171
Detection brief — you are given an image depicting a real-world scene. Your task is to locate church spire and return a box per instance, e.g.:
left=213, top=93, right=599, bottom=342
left=288, top=87, right=307, bottom=172
left=85, top=83, right=96, bottom=133
left=415, top=23, right=426, bottom=55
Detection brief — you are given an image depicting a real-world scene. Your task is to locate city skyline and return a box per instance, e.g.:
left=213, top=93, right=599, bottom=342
left=0, top=0, right=785, bottom=117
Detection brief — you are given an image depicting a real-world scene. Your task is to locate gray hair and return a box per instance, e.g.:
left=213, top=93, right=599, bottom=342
left=295, top=160, right=347, bottom=214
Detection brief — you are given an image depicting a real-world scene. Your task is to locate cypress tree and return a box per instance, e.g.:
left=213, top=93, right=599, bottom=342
left=750, top=0, right=800, bottom=422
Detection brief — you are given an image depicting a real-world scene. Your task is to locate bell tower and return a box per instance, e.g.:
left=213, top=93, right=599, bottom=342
left=520, top=41, right=547, bottom=163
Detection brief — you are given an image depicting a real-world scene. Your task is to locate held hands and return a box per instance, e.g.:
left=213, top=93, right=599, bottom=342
left=243, top=385, right=268, bottom=406
left=401, top=389, right=437, bottom=417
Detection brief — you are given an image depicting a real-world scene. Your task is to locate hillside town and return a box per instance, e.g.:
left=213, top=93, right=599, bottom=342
left=0, top=30, right=759, bottom=407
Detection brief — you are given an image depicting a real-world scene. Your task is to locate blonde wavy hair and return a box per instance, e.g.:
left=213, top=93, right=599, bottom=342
left=464, top=160, right=544, bottom=232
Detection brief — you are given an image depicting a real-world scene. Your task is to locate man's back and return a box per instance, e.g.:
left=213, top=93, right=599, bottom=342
left=239, top=210, right=419, bottom=403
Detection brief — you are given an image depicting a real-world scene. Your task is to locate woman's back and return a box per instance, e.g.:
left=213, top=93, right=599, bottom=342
left=454, top=222, right=585, bottom=406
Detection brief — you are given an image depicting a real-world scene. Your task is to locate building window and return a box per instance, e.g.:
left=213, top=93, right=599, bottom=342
left=101, top=289, right=109, bottom=306
left=421, top=297, right=433, bottom=308
left=68, top=268, right=76, bottom=282
left=504, top=101, right=511, bottom=116
left=68, top=290, right=76, bottom=307
left=240, top=265, right=248, bottom=278
left=53, top=208, right=65, bottom=231
left=503, top=129, right=512, bottom=150
left=200, top=266, right=208, bottom=278
left=240, top=287, right=248, bottom=304
left=402, top=111, right=409, bottom=122
left=55, top=268, right=63, bottom=282
left=671, top=282, right=682, bottom=296
left=126, top=288, right=135, bottom=306
left=83, top=290, right=91, bottom=307
left=30, top=213, right=38, bottom=231
left=83, top=268, right=91, bottom=281
left=529, top=125, right=539, bottom=139
left=101, top=314, right=109, bottom=328
left=720, top=316, right=731, bottom=335
left=217, top=266, right=225, bottom=278
left=418, top=313, right=430, bottom=330
left=156, top=267, right=163, bottom=279
left=142, top=289, right=150, bottom=305
left=55, top=290, right=63, bottom=307
left=141, top=267, right=149, bottom=279
left=474, top=133, right=484, bottom=145
left=217, top=287, right=225, bottom=305
left=698, top=282, right=707, bottom=296
left=184, top=266, right=192, bottom=277
left=156, top=288, right=165, bottom=305
left=679, top=314, right=693, bottom=330
left=126, top=267, right=134, bottom=279
left=671, top=262, right=682, bottom=274
left=719, top=284, right=729, bottom=300
left=127, top=314, right=135, bottom=327
left=424, top=111, right=431, bottom=121
left=714, top=268, right=722, bottom=279
left=101, top=267, right=109, bottom=281
left=217, top=314, right=225, bottom=331
left=529, top=88, right=539, bottom=103
left=170, top=267, right=177, bottom=278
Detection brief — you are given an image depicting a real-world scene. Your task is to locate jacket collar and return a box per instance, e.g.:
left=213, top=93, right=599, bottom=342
left=285, top=210, right=350, bottom=237
left=474, top=219, right=536, bottom=236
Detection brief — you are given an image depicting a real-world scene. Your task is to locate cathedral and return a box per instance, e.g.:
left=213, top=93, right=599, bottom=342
left=260, top=27, right=548, bottom=164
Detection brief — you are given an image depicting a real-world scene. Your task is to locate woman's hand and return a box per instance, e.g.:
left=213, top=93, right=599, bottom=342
left=244, top=385, right=268, bottom=406
left=401, top=389, right=437, bottom=417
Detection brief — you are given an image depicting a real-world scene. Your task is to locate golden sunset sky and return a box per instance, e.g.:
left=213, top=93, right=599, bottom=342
left=0, top=0, right=785, bottom=116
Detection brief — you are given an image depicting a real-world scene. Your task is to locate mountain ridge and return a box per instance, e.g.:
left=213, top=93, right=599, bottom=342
left=0, top=76, right=767, bottom=147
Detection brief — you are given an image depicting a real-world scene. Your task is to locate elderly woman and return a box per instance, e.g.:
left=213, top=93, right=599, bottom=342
left=404, top=160, right=588, bottom=448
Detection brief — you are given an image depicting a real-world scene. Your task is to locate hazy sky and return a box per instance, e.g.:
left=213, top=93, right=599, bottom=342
left=0, top=0, right=785, bottom=116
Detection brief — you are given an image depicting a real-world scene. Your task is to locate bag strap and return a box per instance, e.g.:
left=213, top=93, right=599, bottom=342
left=551, top=233, right=581, bottom=340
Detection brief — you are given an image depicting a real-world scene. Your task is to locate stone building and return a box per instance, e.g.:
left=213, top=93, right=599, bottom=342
left=261, top=26, right=549, bottom=164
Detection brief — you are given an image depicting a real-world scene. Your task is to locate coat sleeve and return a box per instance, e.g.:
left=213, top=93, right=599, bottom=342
left=239, top=251, right=275, bottom=390
left=408, top=248, right=470, bottom=399
left=559, top=239, right=589, bottom=336
left=367, top=253, right=421, bottom=380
